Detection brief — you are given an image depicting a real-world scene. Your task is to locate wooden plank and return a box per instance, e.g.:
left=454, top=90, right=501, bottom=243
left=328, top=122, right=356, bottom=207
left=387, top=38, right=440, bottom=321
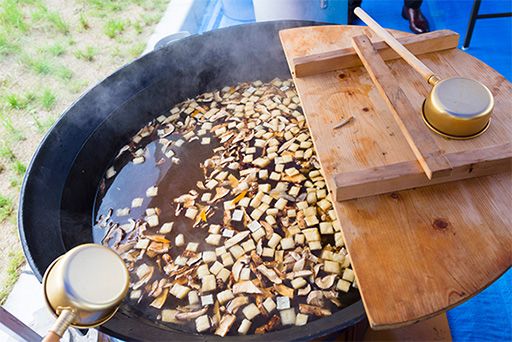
left=351, top=34, right=452, bottom=179
left=0, top=307, right=41, bottom=342
left=294, top=29, right=459, bottom=77
left=335, top=143, right=512, bottom=201
left=279, top=25, right=512, bottom=330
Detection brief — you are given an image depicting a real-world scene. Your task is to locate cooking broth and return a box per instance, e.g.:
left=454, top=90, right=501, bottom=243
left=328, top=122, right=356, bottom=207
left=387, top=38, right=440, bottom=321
left=94, top=79, right=360, bottom=336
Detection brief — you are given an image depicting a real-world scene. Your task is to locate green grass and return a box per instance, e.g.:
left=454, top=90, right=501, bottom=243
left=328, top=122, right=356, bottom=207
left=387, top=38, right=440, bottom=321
left=31, top=4, right=70, bottom=34
left=0, top=250, right=25, bottom=304
left=79, top=12, right=90, bottom=30
left=30, top=111, right=55, bottom=133
left=12, top=160, right=26, bottom=176
left=0, top=195, right=14, bottom=222
left=104, top=19, right=125, bottom=38
left=39, top=88, right=56, bottom=110
left=0, top=0, right=27, bottom=32
left=41, top=42, right=66, bottom=56
left=22, top=54, right=52, bottom=74
left=4, top=92, right=35, bottom=110
left=0, top=141, right=15, bottom=160
left=0, top=113, right=25, bottom=141
left=128, top=42, right=145, bottom=58
left=74, top=45, right=97, bottom=61
left=0, top=32, right=20, bottom=56
left=54, top=64, right=73, bottom=80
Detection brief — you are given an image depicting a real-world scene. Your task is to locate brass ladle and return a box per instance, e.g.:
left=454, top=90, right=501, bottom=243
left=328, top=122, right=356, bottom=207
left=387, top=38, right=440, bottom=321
left=354, top=7, right=494, bottom=139
left=42, top=244, right=129, bottom=341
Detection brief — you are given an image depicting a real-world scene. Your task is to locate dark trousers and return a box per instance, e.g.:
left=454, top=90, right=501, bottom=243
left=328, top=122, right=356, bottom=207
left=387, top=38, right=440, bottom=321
left=349, top=0, right=423, bottom=10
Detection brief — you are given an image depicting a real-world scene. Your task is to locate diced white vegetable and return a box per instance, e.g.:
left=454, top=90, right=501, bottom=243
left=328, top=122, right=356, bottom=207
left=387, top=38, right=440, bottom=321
left=276, top=296, right=291, bottom=310
left=201, top=274, right=217, bottom=292
left=337, top=279, right=351, bottom=292
left=202, top=251, right=217, bottom=263
left=335, top=232, right=344, bottom=247
left=319, top=222, right=334, bottom=234
left=201, top=294, right=214, bottom=306
left=159, top=222, right=174, bottom=234
left=185, top=207, right=198, bottom=220
left=240, top=268, right=251, bottom=281
left=170, top=284, right=190, bottom=299
left=146, top=215, right=159, bottom=227
left=251, top=227, right=266, bottom=242
left=196, top=264, right=210, bottom=279
left=280, top=308, right=296, bottom=325
left=217, top=289, right=234, bottom=304
left=217, top=268, right=231, bottom=283
left=324, top=260, right=341, bottom=274
left=291, top=277, right=307, bottom=289
left=242, top=303, right=260, bottom=320
left=201, top=193, right=212, bottom=202
left=268, top=233, right=282, bottom=249
left=262, top=247, right=275, bottom=258
left=205, top=234, right=222, bottom=246
left=175, top=256, right=188, bottom=266
left=229, top=245, right=245, bottom=259
left=248, top=220, right=261, bottom=232
left=241, top=239, right=256, bottom=252
left=342, top=268, right=355, bottom=282
left=188, top=291, right=199, bottom=305
left=210, top=261, right=224, bottom=275
left=186, top=242, right=199, bottom=252
left=146, top=186, right=158, bottom=197
left=294, top=233, right=305, bottom=245
left=280, top=237, right=295, bottom=250
left=238, top=319, right=252, bottom=335
left=209, top=224, right=221, bottom=234
left=116, top=208, right=130, bottom=217
left=275, top=198, right=288, bottom=210
left=131, top=197, right=143, bottom=208
left=175, top=234, right=185, bottom=247
left=295, top=313, right=309, bottom=326
left=221, top=253, right=234, bottom=266
left=308, top=241, right=322, bottom=251
left=232, top=209, right=244, bottom=222
left=250, top=208, right=264, bottom=220
left=222, top=229, right=235, bottom=238
left=303, top=228, right=321, bottom=242
left=263, top=297, right=276, bottom=313
left=195, top=315, right=210, bottom=333
left=305, top=215, right=319, bottom=227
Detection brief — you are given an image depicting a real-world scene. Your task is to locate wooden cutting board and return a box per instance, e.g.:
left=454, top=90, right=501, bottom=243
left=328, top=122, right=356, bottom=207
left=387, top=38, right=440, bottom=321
left=279, top=25, right=512, bottom=329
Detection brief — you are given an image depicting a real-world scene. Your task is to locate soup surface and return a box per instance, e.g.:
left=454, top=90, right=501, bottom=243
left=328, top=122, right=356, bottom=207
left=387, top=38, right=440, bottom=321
left=94, top=79, right=360, bottom=336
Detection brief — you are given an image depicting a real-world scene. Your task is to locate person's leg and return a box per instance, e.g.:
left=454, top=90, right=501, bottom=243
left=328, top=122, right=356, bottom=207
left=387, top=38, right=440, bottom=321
left=402, top=0, right=430, bottom=34
left=404, top=0, right=423, bottom=9
left=348, top=0, right=363, bottom=24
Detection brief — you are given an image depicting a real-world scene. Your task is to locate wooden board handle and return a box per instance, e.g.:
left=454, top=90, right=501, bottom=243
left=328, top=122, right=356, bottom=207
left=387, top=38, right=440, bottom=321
left=354, top=7, right=439, bottom=84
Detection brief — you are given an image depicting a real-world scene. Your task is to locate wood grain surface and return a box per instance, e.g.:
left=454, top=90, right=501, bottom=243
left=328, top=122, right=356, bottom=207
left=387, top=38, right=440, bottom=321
left=293, top=29, right=459, bottom=77
left=279, top=25, right=512, bottom=329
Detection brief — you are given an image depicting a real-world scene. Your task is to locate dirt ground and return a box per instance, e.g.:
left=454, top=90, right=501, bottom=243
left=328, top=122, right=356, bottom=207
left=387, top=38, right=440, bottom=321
left=0, top=0, right=168, bottom=301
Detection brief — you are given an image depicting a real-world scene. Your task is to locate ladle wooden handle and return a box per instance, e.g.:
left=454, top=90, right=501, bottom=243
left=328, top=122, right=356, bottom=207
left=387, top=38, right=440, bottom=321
left=42, top=309, right=76, bottom=342
left=354, top=7, right=440, bottom=85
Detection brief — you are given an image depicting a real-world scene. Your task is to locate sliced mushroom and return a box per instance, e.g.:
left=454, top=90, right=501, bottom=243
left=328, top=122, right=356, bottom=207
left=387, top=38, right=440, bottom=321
left=226, top=296, right=249, bottom=314
left=175, top=307, right=208, bottom=321
left=306, top=290, right=325, bottom=306
left=233, top=281, right=262, bottom=294
left=214, top=314, right=236, bottom=337
left=299, top=303, right=331, bottom=317
left=315, top=274, right=337, bottom=289
left=255, top=314, right=281, bottom=334
left=256, top=265, right=282, bottom=284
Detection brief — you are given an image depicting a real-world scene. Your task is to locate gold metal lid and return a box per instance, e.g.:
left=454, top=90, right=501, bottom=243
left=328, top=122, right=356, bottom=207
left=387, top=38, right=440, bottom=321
left=423, top=77, right=493, bottom=138
left=61, top=244, right=129, bottom=311
left=43, top=244, right=129, bottom=328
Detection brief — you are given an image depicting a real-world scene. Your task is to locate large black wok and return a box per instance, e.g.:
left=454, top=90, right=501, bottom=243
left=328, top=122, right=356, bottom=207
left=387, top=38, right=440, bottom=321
left=19, top=21, right=365, bottom=341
